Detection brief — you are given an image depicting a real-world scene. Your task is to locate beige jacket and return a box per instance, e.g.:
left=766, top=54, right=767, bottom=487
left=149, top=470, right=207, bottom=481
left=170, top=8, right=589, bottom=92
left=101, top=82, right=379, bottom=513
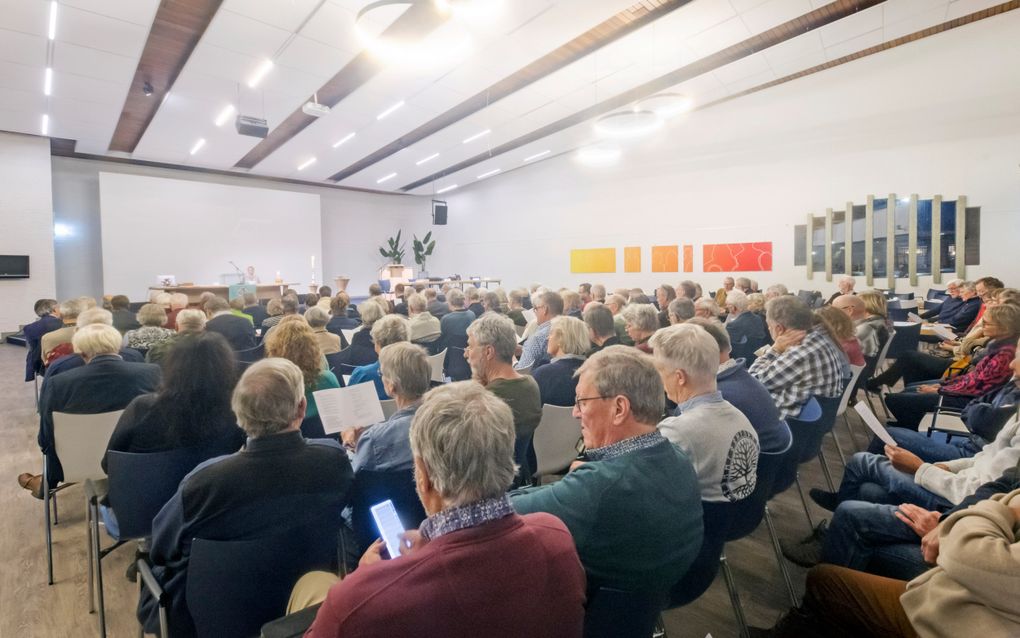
left=901, top=488, right=1020, bottom=637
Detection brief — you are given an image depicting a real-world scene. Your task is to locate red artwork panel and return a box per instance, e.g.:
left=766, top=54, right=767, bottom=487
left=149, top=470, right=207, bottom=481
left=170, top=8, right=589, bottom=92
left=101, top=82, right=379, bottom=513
left=702, top=242, right=773, bottom=272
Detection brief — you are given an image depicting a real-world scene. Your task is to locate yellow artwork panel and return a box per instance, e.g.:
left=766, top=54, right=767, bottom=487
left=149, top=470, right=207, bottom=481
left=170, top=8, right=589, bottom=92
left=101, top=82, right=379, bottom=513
left=570, top=248, right=617, bottom=273
left=651, top=245, right=679, bottom=272
left=624, top=247, right=641, bottom=272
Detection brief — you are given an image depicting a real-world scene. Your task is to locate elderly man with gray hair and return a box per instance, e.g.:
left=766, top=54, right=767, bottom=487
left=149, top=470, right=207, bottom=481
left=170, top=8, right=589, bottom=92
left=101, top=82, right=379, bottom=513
left=44, top=307, right=147, bottom=379
left=652, top=324, right=759, bottom=502
left=305, top=306, right=343, bottom=355
left=511, top=346, right=703, bottom=596
left=350, top=314, right=410, bottom=400
left=825, top=275, right=857, bottom=306
left=138, top=357, right=352, bottom=636
left=724, top=289, right=767, bottom=362
left=293, top=382, right=586, bottom=637
left=41, top=298, right=82, bottom=363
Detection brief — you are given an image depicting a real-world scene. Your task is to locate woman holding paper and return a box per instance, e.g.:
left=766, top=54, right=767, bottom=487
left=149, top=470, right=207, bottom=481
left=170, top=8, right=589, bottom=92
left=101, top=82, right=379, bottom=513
left=264, top=317, right=340, bottom=426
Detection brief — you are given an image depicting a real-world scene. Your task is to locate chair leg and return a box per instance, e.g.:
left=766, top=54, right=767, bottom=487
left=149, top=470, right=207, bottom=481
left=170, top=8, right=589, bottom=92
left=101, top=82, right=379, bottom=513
left=52, top=489, right=59, bottom=525
left=818, top=452, right=836, bottom=492
left=44, top=461, right=54, bottom=585
left=137, top=574, right=145, bottom=638
left=843, top=412, right=861, bottom=450
left=87, top=497, right=95, bottom=613
left=764, top=506, right=799, bottom=607
left=652, top=615, right=667, bottom=638
left=878, top=388, right=892, bottom=420
left=720, top=552, right=750, bottom=638
left=92, top=500, right=107, bottom=638
left=793, top=473, right=815, bottom=532
left=830, top=430, right=846, bottom=467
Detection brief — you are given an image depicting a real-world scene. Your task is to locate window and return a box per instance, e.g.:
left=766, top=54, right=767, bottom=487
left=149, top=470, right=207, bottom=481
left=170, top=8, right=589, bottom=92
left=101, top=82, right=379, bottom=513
left=831, top=209, right=845, bottom=275
left=940, top=201, right=956, bottom=273
left=872, top=198, right=888, bottom=278
left=850, top=205, right=866, bottom=276
left=811, top=217, right=826, bottom=272
left=916, top=199, right=932, bottom=276
left=892, top=198, right=910, bottom=278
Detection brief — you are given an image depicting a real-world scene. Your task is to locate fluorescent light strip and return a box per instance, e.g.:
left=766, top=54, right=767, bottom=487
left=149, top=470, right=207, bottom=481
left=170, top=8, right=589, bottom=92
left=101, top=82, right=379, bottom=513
left=436, top=184, right=458, bottom=194
left=523, top=150, right=550, bottom=162
left=247, top=59, right=274, bottom=88
left=376, top=172, right=398, bottom=184
left=462, top=129, right=491, bottom=144
left=48, top=1, right=57, bottom=40
left=332, top=132, right=356, bottom=148
left=189, top=138, right=206, bottom=156
left=477, top=168, right=501, bottom=179
left=376, top=100, right=405, bottom=120
left=416, top=152, right=439, bottom=166
left=41, top=114, right=49, bottom=136
left=44, top=67, right=53, bottom=96
left=214, top=104, right=235, bottom=127
left=297, top=157, right=316, bottom=171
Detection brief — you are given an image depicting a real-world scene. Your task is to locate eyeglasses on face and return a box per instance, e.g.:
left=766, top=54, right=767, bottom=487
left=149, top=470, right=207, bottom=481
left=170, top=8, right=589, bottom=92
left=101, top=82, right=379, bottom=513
left=574, top=395, right=612, bottom=409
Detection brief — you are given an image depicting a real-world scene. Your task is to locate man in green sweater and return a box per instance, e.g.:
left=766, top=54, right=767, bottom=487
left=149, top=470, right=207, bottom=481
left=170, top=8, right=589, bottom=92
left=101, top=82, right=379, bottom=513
left=511, top=346, right=703, bottom=595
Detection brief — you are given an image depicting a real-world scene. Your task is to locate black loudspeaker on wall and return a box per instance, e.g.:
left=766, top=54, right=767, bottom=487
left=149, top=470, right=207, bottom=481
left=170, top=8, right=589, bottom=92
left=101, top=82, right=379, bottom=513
left=432, top=200, right=448, bottom=225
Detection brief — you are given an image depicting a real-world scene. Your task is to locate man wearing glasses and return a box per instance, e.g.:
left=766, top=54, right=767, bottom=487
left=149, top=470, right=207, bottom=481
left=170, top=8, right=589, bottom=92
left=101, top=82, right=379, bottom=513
left=514, top=291, right=563, bottom=371
left=511, top=346, right=702, bottom=596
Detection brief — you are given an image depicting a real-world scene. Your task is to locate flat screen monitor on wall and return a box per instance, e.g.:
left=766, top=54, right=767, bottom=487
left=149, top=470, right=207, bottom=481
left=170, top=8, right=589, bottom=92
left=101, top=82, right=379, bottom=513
left=0, top=255, right=29, bottom=278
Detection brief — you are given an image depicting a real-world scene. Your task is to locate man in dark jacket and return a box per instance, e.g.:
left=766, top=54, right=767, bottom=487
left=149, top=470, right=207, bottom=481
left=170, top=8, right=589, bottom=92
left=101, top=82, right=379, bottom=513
left=110, top=295, right=141, bottom=334
left=204, top=297, right=256, bottom=350
left=241, top=292, right=269, bottom=328
left=23, top=298, right=63, bottom=381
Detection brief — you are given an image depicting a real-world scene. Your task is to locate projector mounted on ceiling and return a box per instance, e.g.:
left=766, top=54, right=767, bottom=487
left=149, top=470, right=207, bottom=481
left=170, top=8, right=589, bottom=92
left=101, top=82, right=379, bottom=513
left=236, top=114, right=268, bottom=139
left=302, top=92, right=330, bottom=118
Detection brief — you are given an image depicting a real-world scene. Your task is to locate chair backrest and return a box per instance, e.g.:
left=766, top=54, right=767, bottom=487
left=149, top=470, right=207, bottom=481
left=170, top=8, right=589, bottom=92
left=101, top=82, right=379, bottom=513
left=349, top=469, right=427, bottom=553
left=235, top=342, right=264, bottom=364
left=340, top=329, right=356, bottom=345
left=514, top=324, right=526, bottom=338
left=323, top=351, right=346, bottom=376
left=837, top=364, right=866, bottom=416
left=380, top=399, right=397, bottom=419
left=872, top=330, right=895, bottom=374
left=667, top=501, right=734, bottom=608
left=584, top=587, right=666, bottom=638
left=427, top=348, right=447, bottom=383
left=52, top=410, right=124, bottom=483
left=726, top=440, right=793, bottom=542
left=186, top=521, right=339, bottom=638
left=532, top=405, right=582, bottom=478
left=885, top=322, right=921, bottom=361
left=443, top=334, right=471, bottom=381
left=787, top=395, right=842, bottom=465
left=927, top=288, right=948, bottom=301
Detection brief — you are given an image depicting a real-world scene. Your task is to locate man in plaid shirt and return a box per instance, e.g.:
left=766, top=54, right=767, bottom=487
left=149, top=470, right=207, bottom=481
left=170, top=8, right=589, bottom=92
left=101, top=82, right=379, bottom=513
left=749, top=296, right=848, bottom=419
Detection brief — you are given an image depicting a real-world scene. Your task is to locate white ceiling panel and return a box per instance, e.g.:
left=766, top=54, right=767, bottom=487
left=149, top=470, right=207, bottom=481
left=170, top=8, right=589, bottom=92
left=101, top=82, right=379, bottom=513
left=762, top=30, right=825, bottom=65
left=767, top=46, right=827, bottom=78
left=0, top=0, right=50, bottom=37
left=51, top=41, right=136, bottom=85
left=721, top=66, right=776, bottom=94
left=687, top=16, right=752, bottom=58
left=274, top=35, right=358, bottom=81
left=297, top=1, right=361, bottom=51
left=0, top=60, right=42, bottom=95
left=817, top=4, right=884, bottom=48
left=50, top=69, right=127, bottom=106
left=740, top=0, right=813, bottom=34
left=712, top=53, right=773, bottom=85
left=884, top=5, right=952, bottom=40
left=0, top=86, right=45, bottom=114
left=884, top=0, right=948, bottom=24
left=947, top=0, right=1005, bottom=19
left=59, top=0, right=160, bottom=27
left=223, top=0, right=328, bottom=33
left=50, top=95, right=118, bottom=127
left=657, top=0, right=737, bottom=40
left=0, top=28, right=47, bottom=67
left=202, top=9, right=293, bottom=59
left=57, top=5, right=150, bottom=58
left=824, top=28, right=883, bottom=61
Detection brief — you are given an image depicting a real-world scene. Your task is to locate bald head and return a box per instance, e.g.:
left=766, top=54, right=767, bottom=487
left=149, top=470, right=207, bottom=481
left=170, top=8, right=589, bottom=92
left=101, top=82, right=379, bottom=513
left=833, top=294, right=866, bottom=320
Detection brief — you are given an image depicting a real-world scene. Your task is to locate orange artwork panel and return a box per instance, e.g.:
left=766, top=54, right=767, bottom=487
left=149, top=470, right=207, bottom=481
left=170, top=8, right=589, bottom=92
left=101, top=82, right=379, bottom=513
left=624, top=246, right=641, bottom=272
left=702, top=242, right=773, bottom=272
left=570, top=248, right=617, bottom=273
left=682, top=245, right=693, bottom=272
left=650, top=245, right=679, bottom=273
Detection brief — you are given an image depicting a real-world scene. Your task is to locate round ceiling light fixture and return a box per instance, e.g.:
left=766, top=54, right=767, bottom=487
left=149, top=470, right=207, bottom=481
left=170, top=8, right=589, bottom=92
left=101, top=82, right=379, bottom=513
left=434, top=0, right=505, bottom=24
left=575, top=143, right=622, bottom=167
left=355, top=0, right=473, bottom=68
left=638, top=92, right=694, bottom=118
left=593, top=109, right=662, bottom=139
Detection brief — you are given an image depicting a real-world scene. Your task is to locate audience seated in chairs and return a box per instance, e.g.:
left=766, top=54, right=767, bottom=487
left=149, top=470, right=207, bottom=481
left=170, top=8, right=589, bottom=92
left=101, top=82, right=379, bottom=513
left=716, top=276, right=735, bottom=308
left=23, top=298, right=63, bottom=381
left=481, top=290, right=504, bottom=317
left=264, top=317, right=341, bottom=424
left=262, top=295, right=300, bottom=333
left=103, top=332, right=245, bottom=475
left=621, top=303, right=659, bottom=354
left=123, top=303, right=176, bottom=353
left=583, top=303, right=620, bottom=355
left=815, top=305, right=865, bottom=366
left=145, top=309, right=207, bottom=365
left=40, top=298, right=82, bottom=364
left=315, top=286, right=333, bottom=312
left=137, top=358, right=353, bottom=637
left=652, top=323, right=760, bottom=502
left=832, top=293, right=886, bottom=358
left=940, top=287, right=1020, bottom=356
left=516, top=290, right=564, bottom=371
left=511, top=346, right=703, bottom=595
left=335, top=299, right=385, bottom=370
left=667, top=297, right=696, bottom=325
left=603, top=293, right=633, bottom=346
left=919, top=278, right=962, bottom=323
left=424, top=287, right=448, bottom=319
left=164, top=293, right=189, bottom=332
left=406, top=292, right=441, bottom=346
left=305, top=306, right=343, bottom=355
left=18, top=324, right=161, bottom=498
left=824, top=275, right=856, bottom=306
left=688, top=318, right=792, bottom=454
left=326, top=292, right=360, bottom=334
left=506, top=289, right=529, bottom=326
left=532, top=316, right=589, bottom=407
left=261, top=297, right=284, bottom=331
left=466, top=313, right=542, bottom=483
left=725, top=290, right=768, bottom=362
left=44, top=308, right=144, bottom=380
left=289, top=382, right=585, bottom=637
left=464, top=286, right=484, bottom=317
left=342, top=342, right=429, bottom=473
left=749, top=296, right=847, bottom=419
left=203, top=297, right=256, bottom=351
left=242, top=292, right=269, bottom=327
left=349, top=315, right=410, bottom=400
left=439, top=289, right=475, bottom=370
left=655, top=284, right=677, bottom=327
left=109, top=294, right=140, bottom=334
left=694, top=297, right=722, bottom=322
left=938, top=280, right=984, bottom=334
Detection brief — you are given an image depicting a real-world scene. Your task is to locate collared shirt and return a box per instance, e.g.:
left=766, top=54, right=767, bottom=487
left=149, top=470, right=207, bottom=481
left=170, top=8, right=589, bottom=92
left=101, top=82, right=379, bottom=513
left=516, top=321, right=551, bottom=370
left=674, top=390, right=725, bottom=414
left=584, top=430, right=665, bottom=462
left=352, top=403, right=420, bottom=472
left=748, top=327, right=847, bottom=418
left=419, top=495, right=514, bottom=541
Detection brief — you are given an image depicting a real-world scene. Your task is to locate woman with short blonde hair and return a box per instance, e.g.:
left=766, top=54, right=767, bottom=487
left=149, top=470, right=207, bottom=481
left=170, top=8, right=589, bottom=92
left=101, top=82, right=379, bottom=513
left=532, top=316, right=589, bottom=406
left=264, top=319, right=340, bottom=423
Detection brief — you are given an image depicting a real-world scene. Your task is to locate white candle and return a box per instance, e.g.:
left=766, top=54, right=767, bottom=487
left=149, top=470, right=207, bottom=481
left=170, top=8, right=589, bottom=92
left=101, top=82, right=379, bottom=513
left=311, top=255, right=315, bottom=269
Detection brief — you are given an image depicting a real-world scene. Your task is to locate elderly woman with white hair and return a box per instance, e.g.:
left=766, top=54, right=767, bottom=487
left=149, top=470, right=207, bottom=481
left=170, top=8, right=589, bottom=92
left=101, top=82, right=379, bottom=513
left=349, top=314, right=410, bottom=400
left=621, top=303, right=660, bottom=353
left=825, top=275, right=856, bottom=306
left=532, top=316, right=589, bottom=407
left=652, top=323, right=760, bottom=503
left=406, top=292, right=441, bottom=346
left=44, top=307, right=147, bottom=379
left=724, top=289, right=768, bottom=362
left=145, top=308, right=207, bottom=365
left=305, top=306, right=343, bottom=355
left=693, top=297, right=721, bottom=322
left=336, top=297, right=387, bottom=368
left=123, top=303, right=176, bottom=352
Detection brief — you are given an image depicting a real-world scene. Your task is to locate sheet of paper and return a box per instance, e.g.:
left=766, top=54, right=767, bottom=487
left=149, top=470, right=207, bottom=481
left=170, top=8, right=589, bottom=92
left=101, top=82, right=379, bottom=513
left=853, top=402, right=897, bottom=447
left=522, top=308, right=536, bottom=325
left=313, top=383, right=386, bottom=435
left=930, top=324, right=957, bottom=340
left=907, top=312, right=922, bottom=323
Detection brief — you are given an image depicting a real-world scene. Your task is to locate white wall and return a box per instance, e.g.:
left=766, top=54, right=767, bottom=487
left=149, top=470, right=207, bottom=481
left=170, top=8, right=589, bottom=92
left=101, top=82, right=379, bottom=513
left=430, top=11, right=1020, bottom=296
left=0, top=132, right=55, bottom=333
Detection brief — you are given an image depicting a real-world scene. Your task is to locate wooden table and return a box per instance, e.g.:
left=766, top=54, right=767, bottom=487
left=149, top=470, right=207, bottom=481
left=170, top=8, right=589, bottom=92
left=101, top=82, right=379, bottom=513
left=410, top=278, right=502, bottom=290
left=150, top=283, right=300, bottom=303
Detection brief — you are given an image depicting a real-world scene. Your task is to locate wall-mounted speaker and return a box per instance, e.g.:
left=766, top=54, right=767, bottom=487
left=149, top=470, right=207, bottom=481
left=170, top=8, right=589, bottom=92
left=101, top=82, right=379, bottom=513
left=432, top=199, right=448, bottom=225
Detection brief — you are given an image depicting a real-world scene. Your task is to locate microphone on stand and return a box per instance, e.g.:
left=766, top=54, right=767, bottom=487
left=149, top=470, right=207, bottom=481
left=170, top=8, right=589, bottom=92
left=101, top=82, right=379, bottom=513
left=229, top=260, right=243, bottom=284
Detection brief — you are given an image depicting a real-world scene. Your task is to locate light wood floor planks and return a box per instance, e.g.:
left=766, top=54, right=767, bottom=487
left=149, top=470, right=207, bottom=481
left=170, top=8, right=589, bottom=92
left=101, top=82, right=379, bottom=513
left=0, top=342, right=862, bottom=638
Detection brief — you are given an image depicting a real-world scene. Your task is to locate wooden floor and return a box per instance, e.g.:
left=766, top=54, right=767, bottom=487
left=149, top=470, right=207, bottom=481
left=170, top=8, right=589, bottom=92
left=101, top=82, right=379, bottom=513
left=0, top=342, right=866, bottom=638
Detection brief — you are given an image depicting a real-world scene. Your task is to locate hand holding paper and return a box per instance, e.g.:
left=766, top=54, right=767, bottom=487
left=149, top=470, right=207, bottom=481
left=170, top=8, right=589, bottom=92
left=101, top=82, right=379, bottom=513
left=313, top=383, right=386, bottom=435
left=854, top=402, right=897, bottom=447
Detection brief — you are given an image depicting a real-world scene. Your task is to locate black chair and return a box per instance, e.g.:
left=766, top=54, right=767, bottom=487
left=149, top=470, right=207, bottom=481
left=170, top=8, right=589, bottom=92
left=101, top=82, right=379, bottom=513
left=349, top=469, right=427, bottom=554
left=666, top=502, right=733, bottom=609
left=443, top=334, right=471, bottom=381
left=774, top=394, right=842, bottom=531
left=260, top=603, right=322, bottom=638
left=926, top=288, right=948, bottom=301
left=885, top=321, right=921, bottom=361
left=584, top=587, right=666, bottom=638
left=236, top=342, right=265, bottom=367
left=730, top=334, right=765, bottom=369
left=140, top=521, right=340, bottom=638
left=324, top=351, right=352, bottom=378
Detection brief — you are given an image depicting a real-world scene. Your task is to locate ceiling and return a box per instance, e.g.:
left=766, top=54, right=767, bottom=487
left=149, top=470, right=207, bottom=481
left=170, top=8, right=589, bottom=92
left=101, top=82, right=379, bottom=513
left=0, top=0, right=1012, bottom=197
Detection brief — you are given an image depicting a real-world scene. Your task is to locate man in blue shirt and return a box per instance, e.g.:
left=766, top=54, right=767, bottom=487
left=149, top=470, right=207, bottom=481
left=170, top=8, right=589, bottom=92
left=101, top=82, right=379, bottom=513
left=515, top=290, right=563, bottom=371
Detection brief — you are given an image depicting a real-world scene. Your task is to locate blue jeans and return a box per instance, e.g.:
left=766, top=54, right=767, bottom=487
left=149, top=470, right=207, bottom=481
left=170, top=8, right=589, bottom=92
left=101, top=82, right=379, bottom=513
left=837, top=452, right=954, bottom=511
left=866, top=427, right=982, bottom=462
left=822, top=501, right=930, bottom=581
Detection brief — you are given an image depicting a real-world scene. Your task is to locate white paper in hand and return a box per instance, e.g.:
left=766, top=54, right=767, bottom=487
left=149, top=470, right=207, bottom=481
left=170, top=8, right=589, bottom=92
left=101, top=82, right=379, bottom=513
left=313, top=383, right=386, bottom=435
left=930, top=324, right=957, bottom=341
left=907, top=312, right=922, bottom=323
left=853, top=402, right=897, bottom=447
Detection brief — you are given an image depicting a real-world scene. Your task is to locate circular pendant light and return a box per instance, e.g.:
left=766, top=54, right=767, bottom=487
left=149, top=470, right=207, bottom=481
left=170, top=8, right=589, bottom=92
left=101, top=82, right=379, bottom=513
left=593, top=109, right=662, bottom=139
left=355, top=0, right=473, bottom=68
left=575, top=143, right=622, bottom=166
left=638, top=92, right=694, bottom=118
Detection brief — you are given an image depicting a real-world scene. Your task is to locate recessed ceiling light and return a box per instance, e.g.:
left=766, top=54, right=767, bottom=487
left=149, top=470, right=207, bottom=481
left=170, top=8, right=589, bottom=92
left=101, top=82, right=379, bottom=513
left=214, top=104, right=236, bottom=127
left=297, top=157, right=316, bottom=171
left=48, top=1, right=57, bottom=40
left=247, top=59, right=274, bottom=88
left=332, top=132, right=356, bottom=148
left=43, top=67, right=52, bottom=96
left=377, top=172, right=398, bottom=184
left=41, top=114, right=49, bottom=136
left=463, top=129, right=491, bottom=144
left=576, top=144, right=621, bottom=166
left=523, top=150, right=550, bottom=162
left=377, top=100, right=405, bottom=120
left=477, top=168, right=501, bottom=179
left=189, top=138, right=206, bottom=156
left=594, top=110, right=662, bottom=139
left=436, top=184, right=458, bottom=194
left=416, top=152, right=439, bottom=165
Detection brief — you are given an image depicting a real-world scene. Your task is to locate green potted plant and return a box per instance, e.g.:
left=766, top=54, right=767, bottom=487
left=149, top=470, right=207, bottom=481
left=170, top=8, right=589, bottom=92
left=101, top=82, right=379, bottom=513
left=379, top=230, right=406, bottom=277
left=412, top=231, right=436, bottom=277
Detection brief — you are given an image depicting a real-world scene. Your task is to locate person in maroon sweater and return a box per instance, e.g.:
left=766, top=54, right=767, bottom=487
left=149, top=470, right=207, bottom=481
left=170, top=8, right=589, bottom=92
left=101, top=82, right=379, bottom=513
left=293, top=382, right=586, bottom=638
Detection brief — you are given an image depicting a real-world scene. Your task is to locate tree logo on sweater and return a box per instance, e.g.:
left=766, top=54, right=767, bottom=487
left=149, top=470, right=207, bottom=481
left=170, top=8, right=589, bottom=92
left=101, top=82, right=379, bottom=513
left=722, top=430, right=759, bottom=502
